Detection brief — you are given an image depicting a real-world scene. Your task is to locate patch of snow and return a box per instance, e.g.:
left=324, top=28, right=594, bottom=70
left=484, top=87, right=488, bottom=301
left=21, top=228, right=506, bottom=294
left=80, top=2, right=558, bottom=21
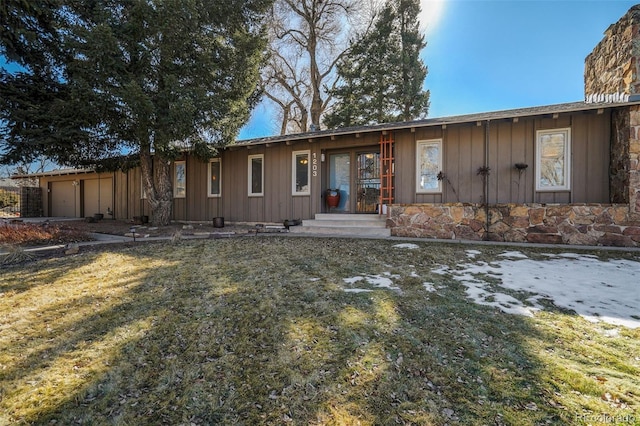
left=433, top=256, right=640, bottom=328
left=343, top=274, right=401, bottom=292
left=602, top=328, right=620, bottom=337
left=466, top=250, right=482, bottom=258
left=423, top=283, right=437, bottom=292
left=309, top=278, right=321, bottom=282
left=394, top=243, right=420, bottom=249
left=498, top=251, right=529, bottom=259
left=344, top=288, right=374, bottom=293
left=367, top=274, right=400, bottom=289
left=410, top=271, right=420, bottom=278
left=432, top=265, right=451, bottom=275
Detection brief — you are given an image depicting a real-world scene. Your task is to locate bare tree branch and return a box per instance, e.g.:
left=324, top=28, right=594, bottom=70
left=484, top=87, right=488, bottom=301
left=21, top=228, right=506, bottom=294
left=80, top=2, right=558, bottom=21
left=261, top=0, right=375, bottom=134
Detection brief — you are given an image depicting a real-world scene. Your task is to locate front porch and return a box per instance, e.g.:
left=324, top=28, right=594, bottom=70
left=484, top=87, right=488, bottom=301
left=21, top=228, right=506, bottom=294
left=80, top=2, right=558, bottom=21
left=289, top=213, right=390, bottom=238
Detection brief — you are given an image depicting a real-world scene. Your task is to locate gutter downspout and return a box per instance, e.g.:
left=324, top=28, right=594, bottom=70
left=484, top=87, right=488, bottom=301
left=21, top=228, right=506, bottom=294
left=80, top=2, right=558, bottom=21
left=484, top=120, right=490, bottom=240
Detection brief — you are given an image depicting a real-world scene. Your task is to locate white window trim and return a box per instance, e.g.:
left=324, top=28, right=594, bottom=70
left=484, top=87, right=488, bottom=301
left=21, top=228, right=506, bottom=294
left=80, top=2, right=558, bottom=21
left=292, top=150, right=311, bottom=196
left=535, top=128, right=571, bottom=192
left=248, top=154, right=264, bottom=197
left=416, top=139, right=443, bottom=194
left=174, top=160, right=186, bottom=198
left=207, top=158, right=222, bottom=198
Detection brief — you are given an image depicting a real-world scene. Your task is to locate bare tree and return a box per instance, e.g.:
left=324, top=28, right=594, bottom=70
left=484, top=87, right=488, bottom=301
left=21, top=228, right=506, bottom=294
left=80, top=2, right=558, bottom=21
left=263, top=0, right=374, bottom=134
left=0, top=158, right=53, bottom=186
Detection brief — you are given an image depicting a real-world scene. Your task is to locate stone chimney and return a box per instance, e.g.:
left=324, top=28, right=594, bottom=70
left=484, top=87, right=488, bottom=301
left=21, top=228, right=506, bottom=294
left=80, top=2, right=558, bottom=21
left=585, top=6, right=640, bottom=216
left=585, top=5, right=640, bottom=103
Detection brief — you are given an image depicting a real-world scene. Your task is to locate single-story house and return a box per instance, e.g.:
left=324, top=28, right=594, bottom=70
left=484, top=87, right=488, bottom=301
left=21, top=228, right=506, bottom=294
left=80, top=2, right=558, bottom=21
left=14, top=5, right=640, bottom=247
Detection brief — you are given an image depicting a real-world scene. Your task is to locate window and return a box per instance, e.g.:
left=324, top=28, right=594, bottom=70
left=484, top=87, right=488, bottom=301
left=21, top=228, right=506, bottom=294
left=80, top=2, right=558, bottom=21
left=536, top=128, right=571, bottom=191
left=174, top=161, right=186, bottom=198
left=292, top=150, right=310, bottom=195
left=208, top=158, right=221, bottom=197
left=248, top=154, right=264, bottom=196
left=416, top=139, right=442, bottom=193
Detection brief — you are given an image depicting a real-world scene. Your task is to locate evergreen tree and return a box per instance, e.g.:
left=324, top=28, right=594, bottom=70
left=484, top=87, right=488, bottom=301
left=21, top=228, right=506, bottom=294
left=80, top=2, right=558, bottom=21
left=1, top=0, right=271, bottom=225
left=324, top=0, right=429, bottom=128
left=396, top=0, right=430, bottom=121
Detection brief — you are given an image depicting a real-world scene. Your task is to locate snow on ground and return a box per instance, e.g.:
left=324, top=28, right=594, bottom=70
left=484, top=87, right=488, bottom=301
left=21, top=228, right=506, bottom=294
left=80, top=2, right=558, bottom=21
left=465, top=250, right=482, bottom=259
left=343, top=272, right=402, bottom=292
left=434, top=251, right=640, bottom=329
left=498, top=251, right=529, bottom=259
left=423, top=283, right=437, bottom=292
left=345, top=246, right=640, bottom=328
left=393, top=243, right=420, bottom=250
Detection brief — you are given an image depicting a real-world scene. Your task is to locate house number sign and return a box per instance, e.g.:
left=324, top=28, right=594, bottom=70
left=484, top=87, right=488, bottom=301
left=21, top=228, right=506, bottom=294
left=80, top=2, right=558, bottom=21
left=312, top=152, right=318, bottom=177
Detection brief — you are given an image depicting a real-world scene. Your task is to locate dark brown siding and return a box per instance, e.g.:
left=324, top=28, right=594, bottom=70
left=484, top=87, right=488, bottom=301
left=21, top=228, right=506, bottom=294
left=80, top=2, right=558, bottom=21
left=41, top=109, right=613, bottom=222
left=384, top=112, right=612, bottom=207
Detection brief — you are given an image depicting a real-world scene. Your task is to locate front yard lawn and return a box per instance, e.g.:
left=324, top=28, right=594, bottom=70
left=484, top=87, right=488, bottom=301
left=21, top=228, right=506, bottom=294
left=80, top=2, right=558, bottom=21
left=1, top=237, right=638, bottom=425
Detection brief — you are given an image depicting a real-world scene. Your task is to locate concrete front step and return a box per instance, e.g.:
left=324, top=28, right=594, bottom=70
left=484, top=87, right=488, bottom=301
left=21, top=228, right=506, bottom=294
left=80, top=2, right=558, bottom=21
left=289, top=214, right=390, bottom=237
left=301, top=219, right=387, bottom=228
left=313, top=213, right=386, bottom=221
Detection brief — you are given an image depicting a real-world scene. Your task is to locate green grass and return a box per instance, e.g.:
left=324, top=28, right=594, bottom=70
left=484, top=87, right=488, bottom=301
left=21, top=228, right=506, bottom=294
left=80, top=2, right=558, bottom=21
left=0, top=237, right=638, bottom=425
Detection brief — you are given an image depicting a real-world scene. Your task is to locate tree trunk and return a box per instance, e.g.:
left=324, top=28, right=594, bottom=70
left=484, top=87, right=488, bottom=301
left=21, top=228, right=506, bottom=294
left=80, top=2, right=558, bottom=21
left=309, top=34, right=322, bottom=130
left=280, top=103, right=291, bottom=135
left=149, top=158, right=173, bottom=226
left=140, top=148, right=174, bottom=226
left=150, top=198, right=173, bottom=227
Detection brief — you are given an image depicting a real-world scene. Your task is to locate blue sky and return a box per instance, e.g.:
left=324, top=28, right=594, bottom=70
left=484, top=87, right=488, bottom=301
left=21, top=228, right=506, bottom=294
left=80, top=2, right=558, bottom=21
left=239, top=0, right=639, bottom=139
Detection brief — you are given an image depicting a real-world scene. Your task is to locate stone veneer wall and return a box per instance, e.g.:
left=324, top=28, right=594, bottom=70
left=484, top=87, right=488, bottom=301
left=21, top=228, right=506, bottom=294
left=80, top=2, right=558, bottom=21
left=386, top=6, right=640, bottom=248
left=387, top=203, right=640, bottom=247
left=611, top=108, right=630, bottom=203
left=584, top=5, right=640, bottom=98
left=630, top=105, right=640, bottom=215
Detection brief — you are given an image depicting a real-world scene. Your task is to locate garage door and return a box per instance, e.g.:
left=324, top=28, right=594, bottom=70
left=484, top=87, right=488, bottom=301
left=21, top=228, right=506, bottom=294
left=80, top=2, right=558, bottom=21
left=50, top=181, right=77, bottom=217
left=83, top=178, right=113, bottom=217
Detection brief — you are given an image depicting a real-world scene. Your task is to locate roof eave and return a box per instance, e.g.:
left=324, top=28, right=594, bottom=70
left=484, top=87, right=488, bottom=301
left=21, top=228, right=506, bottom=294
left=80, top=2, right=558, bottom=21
left=235, top=100, right=640, bottom=148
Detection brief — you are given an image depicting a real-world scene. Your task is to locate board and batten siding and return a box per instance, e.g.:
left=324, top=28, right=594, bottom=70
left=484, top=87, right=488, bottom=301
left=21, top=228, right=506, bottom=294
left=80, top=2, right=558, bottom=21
left=391, top=111, right=610, bottom=206
left=163, top=144, right=317, bottom=223
left=36, top=109, right=613, bottom=222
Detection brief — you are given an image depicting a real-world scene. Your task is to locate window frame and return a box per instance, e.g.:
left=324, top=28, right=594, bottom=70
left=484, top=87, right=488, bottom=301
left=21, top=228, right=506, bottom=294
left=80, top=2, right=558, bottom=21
left=535, top=128, right=571, bottom=192
left=292, top=150, right=311, bottom=196
left=173, top=160, right=186, bottom=198
left=416, top=139, right=443, bottom=194
left=207, top=158, right=222, bottom=198
left=248, top=154, right=264, bottom=197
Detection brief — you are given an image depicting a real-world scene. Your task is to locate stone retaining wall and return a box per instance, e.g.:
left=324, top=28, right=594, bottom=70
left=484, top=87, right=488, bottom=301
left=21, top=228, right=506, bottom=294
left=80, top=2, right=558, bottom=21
left=388, top=203, right=640, bottom=247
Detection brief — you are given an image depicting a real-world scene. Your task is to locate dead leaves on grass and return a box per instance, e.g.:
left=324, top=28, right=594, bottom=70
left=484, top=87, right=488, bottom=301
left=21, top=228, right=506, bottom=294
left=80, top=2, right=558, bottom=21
left=0, top=238, right=638, bottom=425
left=0, top=222, right=91, bottom=246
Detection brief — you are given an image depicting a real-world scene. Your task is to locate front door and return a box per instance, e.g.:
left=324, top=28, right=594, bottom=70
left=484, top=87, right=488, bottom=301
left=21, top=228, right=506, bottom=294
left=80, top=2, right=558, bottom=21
left=327, top=149, right=380, bottom=213
left=328, top=153, right=351, bottom=212
left=355, top=152, right=380, bottom=213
